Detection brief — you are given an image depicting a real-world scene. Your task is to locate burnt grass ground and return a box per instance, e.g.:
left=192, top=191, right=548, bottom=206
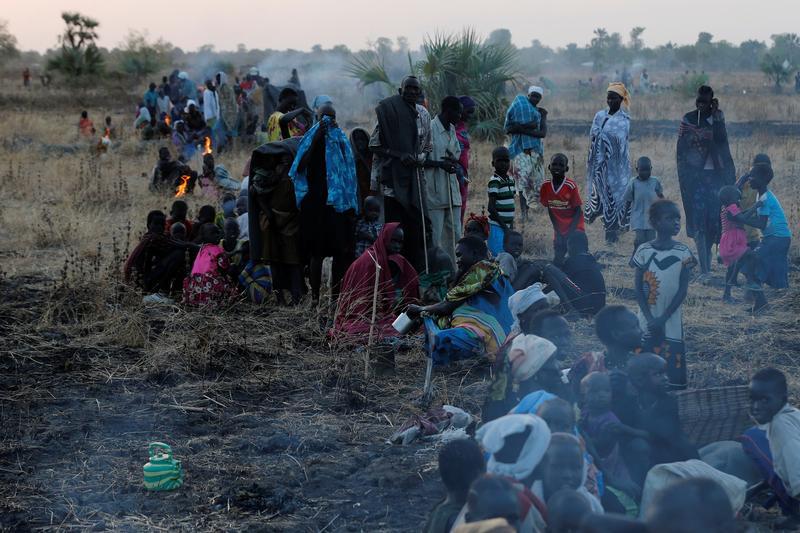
left=1, top=246, right=798, bottom=531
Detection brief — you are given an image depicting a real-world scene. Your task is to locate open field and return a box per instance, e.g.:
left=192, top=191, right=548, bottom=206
left=1, top=77, right=798, bottom=531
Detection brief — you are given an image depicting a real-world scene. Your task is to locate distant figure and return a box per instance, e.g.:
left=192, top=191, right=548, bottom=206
left=585, top=83, right=631, bottom=243
left=78, top=110, right=95, bottom=138
left=288, top=68, right=301, bottom=88
left=22, top=67, right=31, bottom=87
left=143, top=82, right=158, bottom=123
left=639, top=68, right=650, bottom=93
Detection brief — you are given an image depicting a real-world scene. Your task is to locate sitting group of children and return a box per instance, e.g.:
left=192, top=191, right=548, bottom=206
left=425, top=298, right=800, bottom=531
left=124, top=197, right=250, bottom=307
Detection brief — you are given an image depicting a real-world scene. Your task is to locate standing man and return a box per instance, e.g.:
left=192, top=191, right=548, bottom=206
left=143, top=82, right=159, bottom=125
left=203, top=79, right=220, bottom=129
left=505, top=86, right=547, bottom=221
left=370, top=76, right=432, bottom=272
left=425, top=96, right=463, bottom=267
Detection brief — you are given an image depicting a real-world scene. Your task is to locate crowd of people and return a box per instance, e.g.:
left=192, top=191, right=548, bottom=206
left=121, top=69, right=796, bottom=531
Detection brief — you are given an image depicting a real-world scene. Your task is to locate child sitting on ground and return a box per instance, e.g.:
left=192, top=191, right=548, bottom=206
left=194, top=205, right=216, bottom=234
left=487, top=146, right=516, bottom=256
left=495, top=230, right=524, bottom=284
left=424, top=438, right=486, bottom=533
left=236, top=196, right=249, bottom=240
left=169, top=222, right=187, bottom=241
left=534, top=433, right=604, bottom=513
left=78, top=110, right=95, bottom=138
left=631, top=199, right=696, bottom=390
left=579, top=372, right=639, bottom=502
left=539, top=153, right=584, bottom=266
left=718, top=185, right=754, bottom=302
left=166, top=200, right=193, bottom=237
left=183, top=223, right=239, bottom=308
left=124, top=210, right=189, bottom=300
left=568, top=304, right=642, bottom=404
left=626, top=353, right=698, bottom=479
left=562, top=231, right=606, bottom=316
left=221, top=218, right=249, bottom=276
left=623, top=156, right=664, bottom=255
left=746, top=368, right=800, bottom=529
left=454, top=475, right=520, bottom=532
left=354, top=195, right=383, bottom=258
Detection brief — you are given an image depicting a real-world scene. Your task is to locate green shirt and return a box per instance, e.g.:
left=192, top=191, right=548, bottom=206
left=488, top=173, right=516, bottom=225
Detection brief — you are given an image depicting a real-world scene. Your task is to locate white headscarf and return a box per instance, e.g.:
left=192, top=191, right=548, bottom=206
left=507, top=334, right=557, bottom=384
left=477, top=414, right=551, bottom=481
left=178, top=71, right=188, bottom=80
left=528, top=85, right=544, bottom=96
left=184, top=99, right=198, bottom=113
left=508, top=283, right=547, bottom=333
left=216, top=71, right=228, bottom=86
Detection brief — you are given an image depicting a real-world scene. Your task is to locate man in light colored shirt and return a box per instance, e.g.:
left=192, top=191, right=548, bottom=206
left=202, top=79, right=220, bottom=128
left=424, top=96, right=463, bottom=266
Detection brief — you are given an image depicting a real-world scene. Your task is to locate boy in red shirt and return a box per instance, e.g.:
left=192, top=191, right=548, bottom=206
left=539, top=153, right=585, bottom=265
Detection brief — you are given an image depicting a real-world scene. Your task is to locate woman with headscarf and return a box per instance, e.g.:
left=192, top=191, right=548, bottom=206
left=289, top=105, right=360, bottom=301
left=333, top=223, right=420, bottom=341
left=350, top=128, right=373, bottom=203
left=216, top=72, right=238, bottom=148
left=585, top=82, right=631, bottom=244
left=504, top=87, right=547, bottom=221
left=456, top=96, right=476, bottom=223
left=676, top=85, right=735, bottom=274
left=472, top=414, right=551, bottom=532
left=311, top=95, right=333, bottom=123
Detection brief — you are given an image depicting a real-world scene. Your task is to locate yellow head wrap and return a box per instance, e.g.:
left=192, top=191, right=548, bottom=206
left=607, top=82, right=631, bottom=107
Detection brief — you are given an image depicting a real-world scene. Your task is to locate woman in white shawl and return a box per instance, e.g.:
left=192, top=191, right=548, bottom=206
left=584, top=82, right=631, bottom=244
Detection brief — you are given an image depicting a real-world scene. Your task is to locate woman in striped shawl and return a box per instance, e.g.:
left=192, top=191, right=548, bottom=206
left=584, top=83, right=631, bottom=244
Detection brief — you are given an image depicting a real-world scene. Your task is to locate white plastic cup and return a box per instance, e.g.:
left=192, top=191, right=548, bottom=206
left=392, top=312, right=413, bottom=334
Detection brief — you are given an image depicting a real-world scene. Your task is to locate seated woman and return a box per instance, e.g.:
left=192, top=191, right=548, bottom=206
left=407, top=235, right=514, bottom=365
left=333, top=223, right=419, bottom=341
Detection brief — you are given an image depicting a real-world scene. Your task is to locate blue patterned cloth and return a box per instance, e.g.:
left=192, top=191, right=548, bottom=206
left=504, top=95, right=542, bottom=159
left=289, top=116, right=360, bottom=214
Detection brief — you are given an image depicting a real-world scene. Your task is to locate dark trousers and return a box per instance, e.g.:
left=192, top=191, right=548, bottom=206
left=384, top=196, right=428, bottom=273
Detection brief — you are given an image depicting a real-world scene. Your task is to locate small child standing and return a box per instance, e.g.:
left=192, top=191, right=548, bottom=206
left=623, top=156, right=664, bottom=254
left=631, top=199, right=696, bottom=390
left=718, top=185, right=751, bottom=302
left=487, top=147, right=516, bottom=255
left=539, top=153, right=584, bottom=265
left=354, top=196, right=383, bottom=258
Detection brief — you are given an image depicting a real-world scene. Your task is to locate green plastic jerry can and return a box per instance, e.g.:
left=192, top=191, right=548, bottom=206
left=143, top=442, right=183, bottom=491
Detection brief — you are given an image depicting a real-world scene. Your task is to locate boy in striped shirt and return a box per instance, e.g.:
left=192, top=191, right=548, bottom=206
left=487, top=146, right=516, bottom=233
left=540, top=153, right=585, bottom=265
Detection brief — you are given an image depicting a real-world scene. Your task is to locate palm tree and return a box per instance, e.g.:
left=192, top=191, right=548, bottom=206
left=348, top=28, right=521, bottom=140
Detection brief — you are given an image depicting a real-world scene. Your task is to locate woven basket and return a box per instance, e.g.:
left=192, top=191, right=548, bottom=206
left=677, top=386, right=753, bottom=447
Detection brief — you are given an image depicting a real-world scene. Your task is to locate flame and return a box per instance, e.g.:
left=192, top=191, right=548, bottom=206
left=203, top=136, right=212, bottom=155
left=164, top=115, right=171, bottom=127
left=103, top=127, right=111, bottom=140
left=174, top=175, right=190, bottom=197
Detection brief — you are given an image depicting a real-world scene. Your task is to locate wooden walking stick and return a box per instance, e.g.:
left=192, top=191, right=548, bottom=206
left=365, top=250, right=382, bottom=380
left=415, top=165, right=430, bottom=274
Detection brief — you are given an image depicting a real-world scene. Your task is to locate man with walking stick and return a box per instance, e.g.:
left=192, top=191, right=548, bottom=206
left=370, top=76, right=432, bottom=273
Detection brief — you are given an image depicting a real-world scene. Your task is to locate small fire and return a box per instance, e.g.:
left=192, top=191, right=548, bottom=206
left=103, top=128, right=111, bottom=141
left=174, top=175, right=190, bottom=197
left=165, top=115, right=171, bottom=127
left=203, top=136, right=212, bottom=155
